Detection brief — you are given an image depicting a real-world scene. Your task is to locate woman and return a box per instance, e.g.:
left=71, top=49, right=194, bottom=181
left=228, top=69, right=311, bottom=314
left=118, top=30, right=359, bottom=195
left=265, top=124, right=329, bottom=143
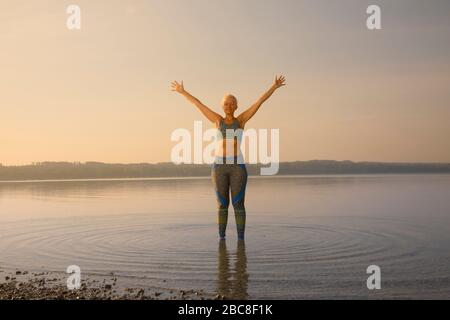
left=171, top=75, right=286, bottom=240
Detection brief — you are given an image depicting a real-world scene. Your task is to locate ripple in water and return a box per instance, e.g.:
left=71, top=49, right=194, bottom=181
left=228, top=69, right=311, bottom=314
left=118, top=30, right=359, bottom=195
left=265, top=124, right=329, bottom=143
left=1, top=213, right=449, bottom=299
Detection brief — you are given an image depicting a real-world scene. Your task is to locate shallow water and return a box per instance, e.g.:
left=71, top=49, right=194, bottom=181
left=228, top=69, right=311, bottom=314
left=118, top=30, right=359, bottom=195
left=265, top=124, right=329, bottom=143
left=1, top=174, right=450, bottom=299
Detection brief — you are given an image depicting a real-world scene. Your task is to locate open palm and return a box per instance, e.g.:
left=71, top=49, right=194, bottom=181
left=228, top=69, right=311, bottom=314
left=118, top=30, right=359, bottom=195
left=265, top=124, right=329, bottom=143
left=273, top=75, right=286, bottom=89
left=171, top=80, right=185, bottom=93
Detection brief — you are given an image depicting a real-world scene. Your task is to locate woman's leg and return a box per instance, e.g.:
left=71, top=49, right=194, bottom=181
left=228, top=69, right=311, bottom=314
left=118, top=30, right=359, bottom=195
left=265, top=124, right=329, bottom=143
left=212, top=164, right=230, bottom=239
left=230, top=164, right=248, bottom=240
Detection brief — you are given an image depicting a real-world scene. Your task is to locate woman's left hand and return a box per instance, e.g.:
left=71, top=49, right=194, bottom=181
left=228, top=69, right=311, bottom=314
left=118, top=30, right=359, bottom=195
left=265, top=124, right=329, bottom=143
left=273, top=75, right=286, bottom=89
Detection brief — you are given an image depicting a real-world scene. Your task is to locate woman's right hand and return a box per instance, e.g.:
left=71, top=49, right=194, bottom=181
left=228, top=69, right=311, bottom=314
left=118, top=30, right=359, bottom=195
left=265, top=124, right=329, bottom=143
left=171, top=80, right=185, bottom=94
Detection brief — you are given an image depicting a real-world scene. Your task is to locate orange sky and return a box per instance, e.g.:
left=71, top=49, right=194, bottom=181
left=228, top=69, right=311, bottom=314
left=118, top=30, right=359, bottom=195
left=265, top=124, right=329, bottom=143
left=1, top=0, right=450, bottom=165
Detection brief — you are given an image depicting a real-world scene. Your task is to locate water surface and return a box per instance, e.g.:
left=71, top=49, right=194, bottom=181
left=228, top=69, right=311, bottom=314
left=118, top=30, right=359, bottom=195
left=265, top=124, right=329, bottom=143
left=1, top=174, right=450, bottom=299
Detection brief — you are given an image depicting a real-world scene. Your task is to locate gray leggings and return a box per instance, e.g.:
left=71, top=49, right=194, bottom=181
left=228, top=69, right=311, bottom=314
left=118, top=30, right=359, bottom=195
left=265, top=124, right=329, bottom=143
left=211, top=163, right=248, bottom=239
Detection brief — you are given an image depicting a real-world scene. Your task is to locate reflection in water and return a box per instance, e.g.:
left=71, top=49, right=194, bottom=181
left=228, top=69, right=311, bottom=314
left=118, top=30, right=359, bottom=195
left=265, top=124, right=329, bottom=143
left=217, top=239, right=249, bottom=299
left=1, top=175, right=450, bottom=298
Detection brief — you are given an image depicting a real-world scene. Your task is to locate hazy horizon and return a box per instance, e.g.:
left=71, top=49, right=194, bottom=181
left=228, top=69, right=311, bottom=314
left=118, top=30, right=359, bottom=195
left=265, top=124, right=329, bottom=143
left=2, top=158, right=450, bottom=167
left=2, top=0, right=450, bottom=166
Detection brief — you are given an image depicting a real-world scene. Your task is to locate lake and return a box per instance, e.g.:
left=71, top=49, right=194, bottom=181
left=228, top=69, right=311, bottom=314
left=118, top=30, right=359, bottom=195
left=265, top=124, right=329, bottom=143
left=1, top=174, right=450, bottom=299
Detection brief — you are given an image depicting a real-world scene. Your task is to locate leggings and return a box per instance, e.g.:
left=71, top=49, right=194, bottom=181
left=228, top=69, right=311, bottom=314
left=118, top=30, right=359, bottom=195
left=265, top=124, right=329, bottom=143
left=211, top=162, right=248, bottom=240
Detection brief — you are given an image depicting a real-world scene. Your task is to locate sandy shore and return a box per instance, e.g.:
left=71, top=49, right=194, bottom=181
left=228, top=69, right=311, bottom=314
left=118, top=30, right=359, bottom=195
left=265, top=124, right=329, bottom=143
left=0, top=269, right=226, bottom=300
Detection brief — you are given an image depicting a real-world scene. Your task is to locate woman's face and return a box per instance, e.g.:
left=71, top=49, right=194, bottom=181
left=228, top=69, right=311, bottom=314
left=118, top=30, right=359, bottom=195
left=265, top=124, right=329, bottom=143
left=222, top=96, right=237, bottom=115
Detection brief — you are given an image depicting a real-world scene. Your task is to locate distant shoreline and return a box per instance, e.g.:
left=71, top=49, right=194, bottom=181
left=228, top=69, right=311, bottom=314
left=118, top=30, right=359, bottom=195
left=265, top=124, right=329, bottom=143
left=1, top=160, right=450, bottom=182
left=1, top=172, right=450, bottom=184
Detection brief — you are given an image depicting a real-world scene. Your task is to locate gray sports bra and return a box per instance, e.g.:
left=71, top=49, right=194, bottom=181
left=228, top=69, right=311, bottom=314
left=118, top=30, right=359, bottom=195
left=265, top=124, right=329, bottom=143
left=217, top=118, right=243, bottom=140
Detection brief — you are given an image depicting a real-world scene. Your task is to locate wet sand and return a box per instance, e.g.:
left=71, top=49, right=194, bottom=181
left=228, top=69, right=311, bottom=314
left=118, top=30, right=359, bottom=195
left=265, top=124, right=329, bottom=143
left=0, top=269, right=226, bottom=300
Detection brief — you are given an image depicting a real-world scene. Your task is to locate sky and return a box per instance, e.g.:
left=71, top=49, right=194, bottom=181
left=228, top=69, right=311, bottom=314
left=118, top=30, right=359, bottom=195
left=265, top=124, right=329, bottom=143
left=1, top=0, right=450, bottom=165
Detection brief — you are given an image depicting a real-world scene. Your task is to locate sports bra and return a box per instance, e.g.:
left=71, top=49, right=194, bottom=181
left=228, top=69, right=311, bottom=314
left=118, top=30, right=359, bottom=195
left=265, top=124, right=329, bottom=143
left=214, top=118, right=245, bottom=164
left=216, top=118, right=243, bottom=141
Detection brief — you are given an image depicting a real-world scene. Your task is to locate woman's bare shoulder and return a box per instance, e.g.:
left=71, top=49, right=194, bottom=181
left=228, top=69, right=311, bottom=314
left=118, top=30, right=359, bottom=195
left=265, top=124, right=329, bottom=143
left=236, top=117, right=245, bottom=129
left=214, top=117, right=224, bottom=128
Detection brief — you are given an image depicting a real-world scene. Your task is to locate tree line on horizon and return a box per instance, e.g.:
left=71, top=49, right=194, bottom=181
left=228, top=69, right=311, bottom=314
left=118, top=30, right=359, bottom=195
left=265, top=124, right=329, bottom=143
left=0, top=160, right=449, bottom=181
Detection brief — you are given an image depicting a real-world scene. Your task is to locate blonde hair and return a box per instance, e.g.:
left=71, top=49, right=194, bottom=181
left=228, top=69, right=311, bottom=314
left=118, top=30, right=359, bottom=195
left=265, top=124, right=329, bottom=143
left=221, top=94, right=238, bottom=107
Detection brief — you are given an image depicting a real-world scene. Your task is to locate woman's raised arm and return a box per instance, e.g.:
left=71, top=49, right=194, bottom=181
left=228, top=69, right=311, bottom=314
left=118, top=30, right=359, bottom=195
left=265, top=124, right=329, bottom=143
left=171, top=80, right=222, bottom=124
left=237, top=75, right=286, bottom=127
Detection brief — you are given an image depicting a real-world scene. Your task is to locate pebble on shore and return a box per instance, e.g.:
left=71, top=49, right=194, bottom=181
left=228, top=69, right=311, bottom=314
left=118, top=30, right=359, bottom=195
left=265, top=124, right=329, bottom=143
left=0, top=270, right=217, bottom=300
